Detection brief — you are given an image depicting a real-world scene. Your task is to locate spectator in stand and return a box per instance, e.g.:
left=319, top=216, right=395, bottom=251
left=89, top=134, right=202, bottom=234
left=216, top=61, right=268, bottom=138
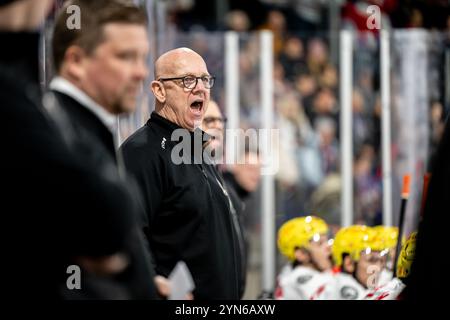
left=225, top=10, right=251, bottom=32
left=258, top=10, right=287, bottom=58
left=315, top=117, right=339, bottom=176
left=279, top=36, right=306, bottom=82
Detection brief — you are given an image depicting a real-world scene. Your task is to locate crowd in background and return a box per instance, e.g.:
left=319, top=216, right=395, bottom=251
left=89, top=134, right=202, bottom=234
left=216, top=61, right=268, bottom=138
left=158, top=0, right=449, bottom=232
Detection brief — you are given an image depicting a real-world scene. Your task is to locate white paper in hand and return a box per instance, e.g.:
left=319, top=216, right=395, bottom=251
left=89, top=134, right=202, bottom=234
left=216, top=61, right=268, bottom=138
left=168, top=261, right=195, bottom=300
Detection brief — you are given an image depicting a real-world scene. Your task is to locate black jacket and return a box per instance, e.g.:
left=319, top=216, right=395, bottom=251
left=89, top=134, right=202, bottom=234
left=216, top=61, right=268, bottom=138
left=50, top=90, right=157, bottom=299
left=404, top=117, right=450, bottom=300
left=221, top=171, right=250, bottom=298
left=0, top=31, right=148, bottom=299
left=120, top=112, right=244, bottom=300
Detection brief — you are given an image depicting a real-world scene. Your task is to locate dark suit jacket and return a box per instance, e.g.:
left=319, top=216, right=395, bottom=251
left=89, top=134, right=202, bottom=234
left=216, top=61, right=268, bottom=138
left=51, top=90, right=157, bottom=299
left=1, top=31, right=148, bottom=299
left=404, top=118, right=450, bottom=300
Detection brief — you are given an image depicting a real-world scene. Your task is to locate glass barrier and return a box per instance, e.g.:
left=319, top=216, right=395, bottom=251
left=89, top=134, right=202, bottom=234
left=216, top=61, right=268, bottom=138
left=39, top=19, right=449, bottom=298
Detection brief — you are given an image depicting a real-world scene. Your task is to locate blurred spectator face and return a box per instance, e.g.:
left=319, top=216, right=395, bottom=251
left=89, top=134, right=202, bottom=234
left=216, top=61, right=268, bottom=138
left=307, top=234, right=333, bottom=271
left=153, top=49, right=211, bottom=130
left=226, top=10, right=250, bottom=32
left=431, top=101, right=443, bottom=124
left=69, top=23, right=149, bottom=114
left=278, top=94, right=301, bottom=122
left=202, top=100, right=225, bottom=152
left=409, top=9, right=423, bottom=28
left=315, top=117, right=336, bottom=146
left=267, top=10, right=285, bottom=32
left=239, top=53, right=251, bottom=75
left=314, top=89, right=336, bottom=114
left=354, top=157, right=371, bottom=177
left=358, top=68, right=373, bottom=91
left=360, top=144, right=375, bottom=160
left=352, top=90, right=365, bottom=113
left=307, top=38, right=328, bottom=66
left=296, top=74, right=317, bottom=97
left=320, top=65, right=338, bottom=89
left=273, top=61, right=285, bottom=81
left=232, top=152, right=261, bottom=193
left=0, top=0, right=54, bottom=31
left=284, top=36, right=303, bottom=60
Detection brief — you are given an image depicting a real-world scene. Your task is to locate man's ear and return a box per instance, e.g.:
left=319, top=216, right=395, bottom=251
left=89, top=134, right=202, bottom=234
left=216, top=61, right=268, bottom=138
left=343, top=255, right=355, bottom=273
left=294, top=248, right=310, bottom=264
left=151, top=80, right=166, bottom=104
left=61, top=45, right=87, bottom=80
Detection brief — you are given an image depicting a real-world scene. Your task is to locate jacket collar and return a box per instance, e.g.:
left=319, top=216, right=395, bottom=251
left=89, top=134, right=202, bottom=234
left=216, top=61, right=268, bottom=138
left=147, top=112, right=214, bottom=163
left=147, top=111, right=211, bottom=143
left=50, top=77, right=116, bottom=133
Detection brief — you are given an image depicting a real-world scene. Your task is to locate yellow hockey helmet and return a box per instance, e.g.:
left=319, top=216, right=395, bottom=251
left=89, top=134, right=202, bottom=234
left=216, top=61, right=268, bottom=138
left=372, top=225, right=399, bottom=250
left=332, top=225, right=378, bottom=267
left=396, top=232, right=418, bottom=279
left=277, top=216, right=329, bottom=261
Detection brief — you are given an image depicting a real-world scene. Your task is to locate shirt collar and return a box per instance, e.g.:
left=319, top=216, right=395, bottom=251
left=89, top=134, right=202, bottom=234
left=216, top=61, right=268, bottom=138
left=49, top=76, right=117, bottom=132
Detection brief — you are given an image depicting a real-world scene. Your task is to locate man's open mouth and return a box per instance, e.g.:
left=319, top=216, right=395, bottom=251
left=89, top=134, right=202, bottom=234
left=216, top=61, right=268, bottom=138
left=190, top=99, right=204, bottom=114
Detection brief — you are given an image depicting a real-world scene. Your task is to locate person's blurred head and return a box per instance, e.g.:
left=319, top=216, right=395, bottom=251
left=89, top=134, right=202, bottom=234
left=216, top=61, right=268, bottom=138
left=225, top=10, right=250, bottom=32
left=283, top=36, right=303, bottom=60
left=352, top=89, right=365, bottom=114
left=152, top=47, right=212, bottom=131
left=372, top=225, right=399, bottom=270
left=0, top=0, right=54, bottom=31
left=320, top=64, right=338, bottom=89
left=295, top=74, right=317, bottom=98
left=332, top=226, right=386, bottom=288
left=273, top=61, right=285, bottom=82
left=278, top=216, right=333, bottom=272
left=431, top=101, right=444, bottom=124
left=313, top=88, right=336, bottom=115
left=409, top=8, right=423, bottom=28
left=307, top=38, right=328, bottom=69
left=202, top=100, right=225, bottom=155
left=315, top=117, right=336, bottom=147
left=353, top=250, right=385, bottom=287
left=52, top=0, right=149, bottom=115
left=266, top=10, right=285, bottom=32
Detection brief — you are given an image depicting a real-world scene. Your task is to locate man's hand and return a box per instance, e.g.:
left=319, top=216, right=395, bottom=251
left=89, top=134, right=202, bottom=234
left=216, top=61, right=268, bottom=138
left=154, top=275, right=193, bottom=299
left=154, top=275, right=171, bottom=297
left=75, top=253, right=129, bottom=276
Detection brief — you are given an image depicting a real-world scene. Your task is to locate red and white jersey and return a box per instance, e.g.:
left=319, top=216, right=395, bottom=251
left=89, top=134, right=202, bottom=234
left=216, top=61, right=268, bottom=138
left=277, top=266, right=337, bottom=300
left=364, top=278, right=405, bottom=300
left=333, top=272, right=368, bottom=300
left=377, top=268, right=394, bottom=287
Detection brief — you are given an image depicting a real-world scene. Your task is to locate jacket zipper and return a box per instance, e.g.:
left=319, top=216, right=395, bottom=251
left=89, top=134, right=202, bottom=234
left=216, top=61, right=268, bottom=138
left=199, top=164, right=241, bottom=298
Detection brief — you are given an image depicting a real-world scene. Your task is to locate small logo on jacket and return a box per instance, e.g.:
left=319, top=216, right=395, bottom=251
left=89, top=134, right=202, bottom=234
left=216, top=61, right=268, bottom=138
left=297, top=275, right=313, bottom=284
left=161, top=137, right=167, bottom=149
left=340, top=286, right=358, bottom=300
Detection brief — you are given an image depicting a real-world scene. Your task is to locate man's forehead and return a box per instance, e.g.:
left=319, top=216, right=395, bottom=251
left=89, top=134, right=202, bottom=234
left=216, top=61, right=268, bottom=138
left=99, top=23, right=149, bottom=48
left=156, top=49, right=207, bottom=76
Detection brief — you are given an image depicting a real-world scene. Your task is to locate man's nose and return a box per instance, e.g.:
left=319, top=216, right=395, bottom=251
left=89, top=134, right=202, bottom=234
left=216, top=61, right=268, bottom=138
left=134, top=59, right=149, bottom=80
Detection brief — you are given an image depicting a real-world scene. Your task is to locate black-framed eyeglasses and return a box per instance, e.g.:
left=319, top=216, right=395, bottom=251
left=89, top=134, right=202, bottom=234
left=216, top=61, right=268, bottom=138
left=203, top=116, right=227, bottom=125
left=158, top=75, right=215, bottom=89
